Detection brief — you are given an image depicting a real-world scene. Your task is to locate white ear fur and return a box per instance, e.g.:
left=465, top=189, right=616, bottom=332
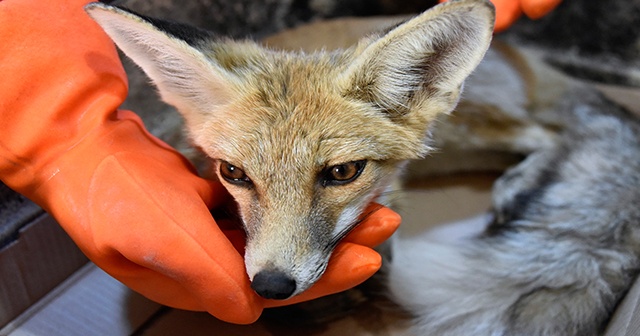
left=85, top=3, right=235, bottom=128
left=343, top=0, right=495, bottom=115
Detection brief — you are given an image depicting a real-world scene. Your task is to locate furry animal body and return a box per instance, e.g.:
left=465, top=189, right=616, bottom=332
left=86, top=0, right=640, bottom=334
left=389, top=89, right=640, bottom=335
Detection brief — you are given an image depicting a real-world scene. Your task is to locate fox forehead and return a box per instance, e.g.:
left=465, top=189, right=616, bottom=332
left=194, top=51, right=423, bottom=169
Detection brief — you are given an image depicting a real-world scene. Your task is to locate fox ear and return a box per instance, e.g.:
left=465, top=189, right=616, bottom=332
left=85, top=3, right=235, bottom=129
left=342, top=0, right=494, bottom=119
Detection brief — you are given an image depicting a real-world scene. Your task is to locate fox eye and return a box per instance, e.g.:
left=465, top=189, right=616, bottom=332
left=321, top=160, right=367, bottom=187
left=219, top=161, right=252, bottom=185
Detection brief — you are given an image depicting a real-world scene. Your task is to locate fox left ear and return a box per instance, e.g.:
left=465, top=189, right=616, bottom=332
left=342, top=0, right=494, bottom=120
left=85, top=3, right=237, bottom=131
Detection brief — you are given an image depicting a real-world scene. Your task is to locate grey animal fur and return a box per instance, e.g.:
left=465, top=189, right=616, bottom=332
left=389, top=57, right=640, bottom=336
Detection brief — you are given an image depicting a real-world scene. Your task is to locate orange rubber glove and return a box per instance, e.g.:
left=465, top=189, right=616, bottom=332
left=440, top=0, right=562, bottom=32
left=0, top=0, right=400, bottom=324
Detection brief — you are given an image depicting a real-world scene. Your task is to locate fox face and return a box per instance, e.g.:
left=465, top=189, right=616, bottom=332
left=86, top=0, right=494, bottom=299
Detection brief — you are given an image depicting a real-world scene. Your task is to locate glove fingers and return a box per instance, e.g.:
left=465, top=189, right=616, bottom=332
left=263, top=243, right=381, bottom=308
left=87, top=152, right=263, bottom=324
left=115, top=110, right=233, bottom=212
left=102, top=263, right=204, bottom=311
left=342, top=203, right=401, bottom=248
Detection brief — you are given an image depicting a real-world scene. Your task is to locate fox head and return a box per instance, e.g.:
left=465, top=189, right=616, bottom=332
left=86, top=0, right=494, bottom=300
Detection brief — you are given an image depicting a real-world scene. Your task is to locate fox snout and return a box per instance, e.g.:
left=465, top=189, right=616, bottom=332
left=242, top=218, right=337, bottom=300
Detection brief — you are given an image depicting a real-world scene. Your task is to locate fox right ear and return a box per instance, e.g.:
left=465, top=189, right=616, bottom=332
left=342, top=0, right=494, bottom=121
left=85, top=3, right=237, bottom=130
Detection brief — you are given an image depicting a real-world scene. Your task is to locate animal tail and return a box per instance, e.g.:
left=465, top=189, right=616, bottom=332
left=386, top=216, right=625, bottom=336
left=387, top=226, right=515, bottom=336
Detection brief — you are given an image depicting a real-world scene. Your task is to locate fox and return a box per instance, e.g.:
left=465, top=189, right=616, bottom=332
left=85, top=0, right=640, bottom=334
left=85, top=0, right=494, bottom=300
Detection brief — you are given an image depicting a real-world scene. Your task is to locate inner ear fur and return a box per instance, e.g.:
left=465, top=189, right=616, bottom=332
left=341, top=0, right=495, bottom=117
left=85, top=3, right=238, bottom=130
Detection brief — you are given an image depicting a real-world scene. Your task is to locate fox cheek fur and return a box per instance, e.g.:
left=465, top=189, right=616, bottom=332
left=85, top=0, right=494, bottom=299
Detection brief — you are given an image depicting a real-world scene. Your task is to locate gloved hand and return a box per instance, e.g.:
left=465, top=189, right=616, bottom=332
left=440, top=0, right=562, bottom=32
left=0, top=0, right=400, bottom=324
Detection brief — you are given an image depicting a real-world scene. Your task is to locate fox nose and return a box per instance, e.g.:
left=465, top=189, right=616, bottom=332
left=251, top=270, right=297, bottom=300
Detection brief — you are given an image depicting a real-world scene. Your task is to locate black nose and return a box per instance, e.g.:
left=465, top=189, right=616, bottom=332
left=251, top=270, right=297, bottom=300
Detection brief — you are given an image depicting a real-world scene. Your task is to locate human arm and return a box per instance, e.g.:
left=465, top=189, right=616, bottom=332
left=0, top=0, right=399, bottom=323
